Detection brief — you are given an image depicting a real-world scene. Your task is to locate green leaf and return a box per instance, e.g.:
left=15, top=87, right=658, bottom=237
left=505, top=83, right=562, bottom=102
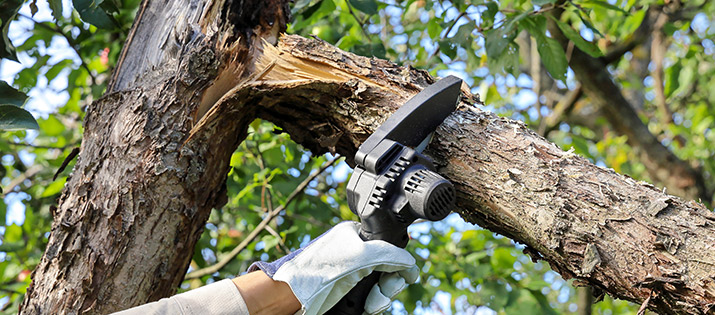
left=0, top=0, right=23, bottom=61
left=41, top=176, right=67, bottom=197
left=348, top=0, right=378, bottom=15
left=521, top=16, right=567, bottom=81
left=533, top=0, right=555, bottom=5
left=485, top=30, right=509, bottom=58
left=575, top=9, right=603, bottom=38
left=426, top=19, right=441, bottom=38
left=45, top=59, right=73, bottom=83
left=453, top=21, right=475, bottom=45
left=73, top=0, right=119, bottom=29
left=491, top=247, right=516, bottom=270
left=550, top=16, right=602, bottom=57
left=482, top=279, right=509, bottom=309
left=352, top=43, right=386, bottom=59
left=487, top=42, right=519, bottom=76
left=527, top=289, right=559, bottom=315
left=485, top=11, right=528, bottom=58
left=665, top=62, right=681, bottom=98
left=0, top=105, right=39, bottom=130
left=292, top=0, right=314, bottom=14
left=438, top=40, right=457, bottom=59
left=0, top=201, right=6, bottom=226
left=0, top=81, right=28, bottom=107
left=0, top=241, right=24, bottom=252
left=571, top=136, right=591, bottom=158
left=583, top=0, right=629, bottom=15
left=38, top=115, right=65, bottom=136
left=48, top=0, right=64, bottom=21
left=292, top=0, right=335, bottom=31
left=4, top=224, right=22, bottom=243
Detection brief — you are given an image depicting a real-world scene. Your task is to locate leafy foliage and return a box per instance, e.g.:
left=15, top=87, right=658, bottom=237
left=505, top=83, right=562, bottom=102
left=1, top=0, right=714, bottom=314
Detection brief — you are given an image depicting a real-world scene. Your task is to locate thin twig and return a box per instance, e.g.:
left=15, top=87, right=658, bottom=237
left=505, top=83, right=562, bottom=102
left=540, top=84, right=583, bottom=136
left=290, top=213, right=332, bottom=229
left=3, top=165, right=43, bottom=197
left=650, top=11, right=672, bottom=124
left=185, top=157, right=339, bottom=279
left=344, top=1, right=372, bottom=43
left=6, top=141, right=70, bottom=150
left=251, top=141, right=288, bottom=253
left=637, top=290, right=653, bottom=315
left=264, top=225, right=290, bottom=254
left=430, top=11, right=469, bottom=59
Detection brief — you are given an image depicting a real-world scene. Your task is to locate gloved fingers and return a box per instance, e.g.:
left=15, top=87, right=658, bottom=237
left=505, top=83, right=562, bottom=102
left=371, top=254, right=416, bottom=275
left=397, top=265, right=420, bottom=284
left=327, top=222, right=417, bottom=270
left=368, top=245, right=415, bottom=274
left=364, top=284, right=391, bottom=315
left=378, top=272, right=407, bottom=300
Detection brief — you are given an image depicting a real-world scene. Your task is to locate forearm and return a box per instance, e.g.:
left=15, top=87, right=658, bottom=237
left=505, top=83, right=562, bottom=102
left=232, top=271, right=301, bottom=315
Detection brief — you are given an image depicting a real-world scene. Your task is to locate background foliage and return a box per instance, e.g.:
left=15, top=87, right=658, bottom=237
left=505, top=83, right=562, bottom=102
left=0, top=0, right=713, bottom=314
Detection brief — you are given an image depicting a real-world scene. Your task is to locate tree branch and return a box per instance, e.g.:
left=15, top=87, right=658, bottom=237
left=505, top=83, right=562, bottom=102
left=650, top=11, right=673, bottom=124
left=540, top=84, right=583, bottom=136
left=547, top=6, right=712, bottom=204
left=2, top=165, right=42, bottom=197
left=185, top=157, right=338, bottom=279
left=5, top=141, right=70, bottom=150
left=204, top=34, right=714, bottom=314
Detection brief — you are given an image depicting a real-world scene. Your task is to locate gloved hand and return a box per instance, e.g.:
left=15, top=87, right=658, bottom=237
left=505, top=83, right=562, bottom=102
left=248, top=221, right=419, bottom=315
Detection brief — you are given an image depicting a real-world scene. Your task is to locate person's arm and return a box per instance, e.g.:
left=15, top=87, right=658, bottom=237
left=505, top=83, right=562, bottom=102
left=113, top=271, right=299, bottom=315
left=232, top=270, right=301, bottom=315
left=114, top=222, right=416, bottom=315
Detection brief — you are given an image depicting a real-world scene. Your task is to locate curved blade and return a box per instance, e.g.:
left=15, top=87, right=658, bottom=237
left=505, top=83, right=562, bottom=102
left=355, top=75, right=462, bottom=166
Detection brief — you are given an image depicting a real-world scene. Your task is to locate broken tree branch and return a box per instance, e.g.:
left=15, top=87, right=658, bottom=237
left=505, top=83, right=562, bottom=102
left=208, top=34, right=714, bottom=314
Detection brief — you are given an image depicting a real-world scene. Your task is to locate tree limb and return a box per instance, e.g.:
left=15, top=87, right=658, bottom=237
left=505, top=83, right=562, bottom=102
left=203, top=34, right=714, bottom=314
left=547, top=6, right=712, bottom=205
left=540, top=85, right=582, bottom=136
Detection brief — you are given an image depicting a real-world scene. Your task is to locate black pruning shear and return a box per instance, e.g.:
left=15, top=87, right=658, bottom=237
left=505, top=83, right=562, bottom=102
left=326, top=75, right=463, bottom=315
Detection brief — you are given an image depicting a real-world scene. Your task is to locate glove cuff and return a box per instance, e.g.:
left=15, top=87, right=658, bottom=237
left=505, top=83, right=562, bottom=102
left=248, top=247, right=305, bottom=278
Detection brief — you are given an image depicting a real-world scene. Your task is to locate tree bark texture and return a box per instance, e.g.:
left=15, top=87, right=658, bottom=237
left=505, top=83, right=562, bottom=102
left=21, top=0, right=288, bottom=313
left=548, top=5, right=712, bottom=205
left=21, top=1, right=715, bottom=314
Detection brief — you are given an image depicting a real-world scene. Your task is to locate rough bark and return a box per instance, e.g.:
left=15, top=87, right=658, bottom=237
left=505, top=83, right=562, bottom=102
left=548, top=6, right=712, bottom=205
left=21, top=1, right=715, bottom=314
left=21, top=0, right=288, bottom=313
left=248, top=35, right=715, bottom=315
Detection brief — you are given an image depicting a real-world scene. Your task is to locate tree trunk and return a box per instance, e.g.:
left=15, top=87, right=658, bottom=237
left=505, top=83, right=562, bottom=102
left=20, top=0, right=288, bottom=313
left=21, top=1, right=715, bottom=314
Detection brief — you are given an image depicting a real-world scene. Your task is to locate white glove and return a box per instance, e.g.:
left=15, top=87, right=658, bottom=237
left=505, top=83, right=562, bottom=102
left=248, top=221, right=419, bottom=315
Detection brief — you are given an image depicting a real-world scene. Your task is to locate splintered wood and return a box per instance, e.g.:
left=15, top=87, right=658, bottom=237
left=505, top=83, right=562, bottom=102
left=254, top=37, right=384, bottom=88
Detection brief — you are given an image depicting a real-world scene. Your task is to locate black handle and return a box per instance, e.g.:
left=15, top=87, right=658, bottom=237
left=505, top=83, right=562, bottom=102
left=324, top=272, right=382, bottom=315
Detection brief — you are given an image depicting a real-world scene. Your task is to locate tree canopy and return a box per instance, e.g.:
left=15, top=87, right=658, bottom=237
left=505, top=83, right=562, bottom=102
left=0, top=0, right=713, bottom=314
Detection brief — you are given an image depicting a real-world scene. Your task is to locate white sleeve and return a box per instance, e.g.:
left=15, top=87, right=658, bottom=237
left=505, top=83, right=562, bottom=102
left=113, top=278, right=250, bottom=315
